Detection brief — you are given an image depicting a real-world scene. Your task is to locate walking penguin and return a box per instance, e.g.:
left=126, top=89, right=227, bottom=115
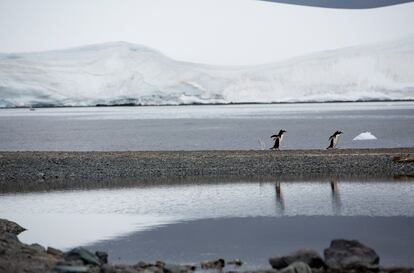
left=327, top=131, right=343, bottom=149
left=270, top=129, right=287, bottom=150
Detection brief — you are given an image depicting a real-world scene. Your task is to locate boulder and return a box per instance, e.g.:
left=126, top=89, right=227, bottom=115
left=134, top=261, right=163, bottom=273
left=0, top=218, right=26, bottom=235
left=48, top=246, right=64, bottom=258
left=163, top=264, right=197, bottom=273
left=0, top=232, right=58, bottom=273
left=200, top=259, right=225, bottom=270
left=53, top=265, right=89, bottom=273
left=95, top=251, right=108, bottom=264
left=100, top=264, right=116, bottom=273
left=269, top=249, right=325, bottom=269
left=228, top=259, right=243, bottom=267
left=64, top=247, right=101, bottom=266
left=226, top=271, right=277, bottom=273
left=324, top=239, right=380, bottom=270
left=278, top=262, right=312, bottom=273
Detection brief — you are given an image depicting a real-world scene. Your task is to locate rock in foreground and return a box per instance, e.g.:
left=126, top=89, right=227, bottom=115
left=1, top=218, right=413, bottom=273
left=0, top=232, right=57, bottom=273
left=0, top=219, right=26, bottom=235
left=269, top=249, right=326, bottom=270
left=324, top=239, right=380, bottom=271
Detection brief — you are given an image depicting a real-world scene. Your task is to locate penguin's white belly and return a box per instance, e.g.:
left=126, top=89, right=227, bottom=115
left=280, top=135, right=284, bottom=143
left=333, top=135, right=340, bottom=147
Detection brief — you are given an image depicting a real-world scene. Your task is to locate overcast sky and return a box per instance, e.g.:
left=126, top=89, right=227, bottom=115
left=0, top=0, right=414, bottom=65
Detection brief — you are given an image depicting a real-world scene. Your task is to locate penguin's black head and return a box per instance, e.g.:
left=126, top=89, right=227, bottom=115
left=279, top=129, right=287, bottom=134
left=337, top=131, right=343, bottom=135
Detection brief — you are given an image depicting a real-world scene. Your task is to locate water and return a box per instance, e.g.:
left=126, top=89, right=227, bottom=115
left=0, top=102, right=413, bottom=150
left=1, top=180, right=414, bottom=267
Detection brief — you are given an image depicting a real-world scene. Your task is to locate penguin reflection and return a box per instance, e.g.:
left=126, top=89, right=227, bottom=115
left=275, top=182, right=285, bottom=214
left=330, top=180, right=342, bottom=215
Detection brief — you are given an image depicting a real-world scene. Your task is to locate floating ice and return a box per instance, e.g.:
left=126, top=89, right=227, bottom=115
left=353, top=132, right=377, bottom=141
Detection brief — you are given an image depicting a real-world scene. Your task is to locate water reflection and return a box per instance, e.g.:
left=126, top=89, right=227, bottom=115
left=274, top=180, right=343, bottom=215
left=330, top=180, right=342, bottom=215
left=275, top=182, right=285, bottom=215
left=1, top=180, right=414, bottom=249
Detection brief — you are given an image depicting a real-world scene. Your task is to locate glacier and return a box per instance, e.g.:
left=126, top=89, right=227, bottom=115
left=0, top=36, right=414, bottom=107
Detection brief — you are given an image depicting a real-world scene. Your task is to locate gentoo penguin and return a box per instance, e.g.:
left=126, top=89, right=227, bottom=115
left=327, top=131, right=343, bottom=149
left=270, top=129, right=286, bottom=150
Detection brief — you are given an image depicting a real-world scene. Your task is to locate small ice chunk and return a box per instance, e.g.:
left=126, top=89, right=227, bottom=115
left=353, top=132, right=377, bottom=140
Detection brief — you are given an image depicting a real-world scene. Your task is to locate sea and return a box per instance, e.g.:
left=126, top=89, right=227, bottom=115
left=0, top=101, right=413, bottom=151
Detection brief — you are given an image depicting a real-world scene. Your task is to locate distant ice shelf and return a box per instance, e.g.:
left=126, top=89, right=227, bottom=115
left=0, top=35, right=414, bottom=108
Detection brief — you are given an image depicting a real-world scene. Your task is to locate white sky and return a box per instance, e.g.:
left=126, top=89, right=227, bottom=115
left=0, top=0, right=414, bottom=65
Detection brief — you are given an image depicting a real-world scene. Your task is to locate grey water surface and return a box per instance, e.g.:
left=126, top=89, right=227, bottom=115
left=1, top=180, right=414, bottom=267
left=0, top=102, right=413, bottom=151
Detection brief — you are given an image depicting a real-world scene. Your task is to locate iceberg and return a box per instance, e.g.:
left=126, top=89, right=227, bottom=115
left=0, top=35, right=414, bottom=108
left=353, top=132, right=378, bottom=140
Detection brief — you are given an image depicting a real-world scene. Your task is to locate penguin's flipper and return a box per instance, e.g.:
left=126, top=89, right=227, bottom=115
left=271, top=134, right=278, bottom=138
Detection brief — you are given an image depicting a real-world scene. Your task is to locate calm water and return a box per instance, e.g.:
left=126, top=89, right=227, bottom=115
left=1, top=180, right=414, bottom=267
left=0, top=102, right=413, bottom=150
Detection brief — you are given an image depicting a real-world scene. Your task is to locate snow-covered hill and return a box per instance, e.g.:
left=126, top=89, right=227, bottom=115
left=0, top=36, right=414, bottom=107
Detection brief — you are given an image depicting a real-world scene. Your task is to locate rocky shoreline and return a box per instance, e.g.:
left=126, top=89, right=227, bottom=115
left=1, top=219, right=413, bottom=273
left=1, top=148, right=414, bottom=193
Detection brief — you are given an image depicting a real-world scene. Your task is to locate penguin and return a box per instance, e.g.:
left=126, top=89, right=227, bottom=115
left=270, top=129, right=286, bottom=150
left=327, top=131, right=342, bottom=149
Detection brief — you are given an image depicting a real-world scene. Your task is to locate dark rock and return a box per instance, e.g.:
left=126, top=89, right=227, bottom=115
left=269, top=249, right=325, bottom=269
left=0, top=218, right=26, bottom=235
left=324, top=239, right=380, bottom=270
left=381, top=267, right=414, bottom=273
left=134, top=262, right=163, bottom=273
left=1, top=232, right=19, bottom=242
left=200, top=259, right=225, bottom=270
left=136, top=261, right=152, bottom=268
left=228, top=259, right=243, bottom=267
left=226, top=269, right=279, bottom=273
left=64, top=247, right=101, bottom=266
left=48, top=246, right=64, bottom=258
left=155, top=261, right=166, bottom=268
left=100, top=264, right=118, bottom=273
left=0, top=232, right=58, bottom=273
left=53, top=265, right=89, bottom=273
left=56, top=260, right=85, bottom=267
left=95, top=251, right=108, bottom=264
left=31, top=243, right=46, bottom=252
left=116, top=264, right=143, bottom=273
left=163, top=264, right=197, bottom=273
left=278, top=262, right=312, bottom=273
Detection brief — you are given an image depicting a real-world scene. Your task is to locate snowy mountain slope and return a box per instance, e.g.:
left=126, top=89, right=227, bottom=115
left=0, top=36, right=414, bottom=107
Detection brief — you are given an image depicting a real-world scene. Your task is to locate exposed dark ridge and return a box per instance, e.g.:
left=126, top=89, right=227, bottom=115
left=259, top=0, right=414, bottom=9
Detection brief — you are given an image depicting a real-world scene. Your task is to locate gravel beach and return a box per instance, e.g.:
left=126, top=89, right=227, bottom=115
left=1, top=148, right=413, bottom=193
